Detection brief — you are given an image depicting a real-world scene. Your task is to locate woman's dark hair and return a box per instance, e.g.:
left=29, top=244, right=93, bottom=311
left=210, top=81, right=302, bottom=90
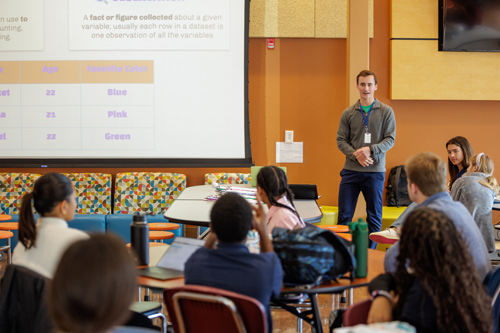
left=19, top=173, right=74, bottom=249
left=256, top=166, right=298, bottom=217
left=395, top=208, right=492, bottom=333
left=446, top=136, right=473, bottom=190
left=49, top=233, right=137, bottom=333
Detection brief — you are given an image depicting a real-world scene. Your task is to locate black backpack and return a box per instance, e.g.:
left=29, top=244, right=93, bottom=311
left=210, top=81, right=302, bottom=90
left=272, top=226, right=357, bottom=286
left=385, top=165, right=412, bottom=207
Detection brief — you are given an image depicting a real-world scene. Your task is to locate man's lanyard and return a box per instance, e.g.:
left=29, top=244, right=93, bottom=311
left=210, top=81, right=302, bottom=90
left=360, top=101, right=375, bottom=133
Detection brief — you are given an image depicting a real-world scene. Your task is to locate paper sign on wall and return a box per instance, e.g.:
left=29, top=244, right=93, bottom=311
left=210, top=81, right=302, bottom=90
left=276, top=142, right=303, bottom=163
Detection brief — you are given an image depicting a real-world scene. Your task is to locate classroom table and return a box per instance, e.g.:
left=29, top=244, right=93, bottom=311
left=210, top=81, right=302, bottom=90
left=163, top=185, right=323, bottom=227
left=137, top=248, right=385, bottom=333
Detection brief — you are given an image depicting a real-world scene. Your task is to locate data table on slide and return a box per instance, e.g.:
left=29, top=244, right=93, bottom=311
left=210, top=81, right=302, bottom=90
left=0, top=60, right=154, bottom=151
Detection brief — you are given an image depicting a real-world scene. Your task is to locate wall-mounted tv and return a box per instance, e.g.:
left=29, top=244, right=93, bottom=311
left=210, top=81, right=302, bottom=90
left=439, top=0, right=500, bottom=51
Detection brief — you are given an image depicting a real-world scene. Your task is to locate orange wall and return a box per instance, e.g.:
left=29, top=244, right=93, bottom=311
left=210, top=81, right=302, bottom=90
left=2, top=0, right=500, bottom=213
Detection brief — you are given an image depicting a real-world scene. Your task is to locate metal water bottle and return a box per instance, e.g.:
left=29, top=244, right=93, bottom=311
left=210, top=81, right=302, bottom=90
left=349, top=218, right=368, bottom=278
left=131, top=214, right=149, bottom=266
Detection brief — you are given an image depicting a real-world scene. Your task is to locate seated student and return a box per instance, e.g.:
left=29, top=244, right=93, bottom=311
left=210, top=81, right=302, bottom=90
left=184, top=192, right=283, bottom=332
left=256, top=165, right=305, bottom=231
left=367, top=208, right=492, bottom=333
left=451, top=153, right=500, bottom=252
left=370, top=135, right=474, bottom=244
left=48, top=234, right=154, bottom=333
left=383, top=152, right=491, bottom=280
left=13, top=173, right=89, bottom=278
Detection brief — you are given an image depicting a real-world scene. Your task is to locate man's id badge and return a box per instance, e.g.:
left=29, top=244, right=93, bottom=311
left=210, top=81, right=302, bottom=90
left=364, top=133, right=371, bottom=144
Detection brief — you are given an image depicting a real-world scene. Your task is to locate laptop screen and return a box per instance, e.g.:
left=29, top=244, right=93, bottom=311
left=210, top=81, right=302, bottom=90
left=157, top=237, right=205, bottom=271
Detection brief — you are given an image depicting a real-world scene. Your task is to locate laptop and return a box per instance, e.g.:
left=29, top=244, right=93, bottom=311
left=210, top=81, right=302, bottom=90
left=138, top=237, right=205, bottom=280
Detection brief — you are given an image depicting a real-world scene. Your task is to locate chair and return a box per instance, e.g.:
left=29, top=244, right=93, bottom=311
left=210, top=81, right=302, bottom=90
left=164, top=285, right=267, bottom=333
left=63, top=173, right=112, bottom=214
left=129, top=301, right=167, bottom=333
left=289, top=184, right=319, bottom=200
left=0, top=173, right=41, bottom=214
left=114, top=172, right=186, bottom=214
left=343, top=299, right=372, bottom=327
left=204, top=173, right=251, bottom=186
left=0, top=265, right=53, bottom=333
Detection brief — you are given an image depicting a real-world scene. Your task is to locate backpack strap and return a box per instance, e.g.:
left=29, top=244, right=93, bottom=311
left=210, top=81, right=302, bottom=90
left=394, top=166, right=402, bottom=207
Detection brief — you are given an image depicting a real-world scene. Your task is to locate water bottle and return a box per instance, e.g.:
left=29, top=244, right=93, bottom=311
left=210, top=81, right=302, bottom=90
left=131, top=214, right=149, bottom=266
left=349, top=218, right=368, bottom=278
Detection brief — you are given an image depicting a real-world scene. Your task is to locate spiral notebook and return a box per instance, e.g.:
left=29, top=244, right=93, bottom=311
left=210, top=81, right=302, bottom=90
left=138, top=237, right=204, bottom=280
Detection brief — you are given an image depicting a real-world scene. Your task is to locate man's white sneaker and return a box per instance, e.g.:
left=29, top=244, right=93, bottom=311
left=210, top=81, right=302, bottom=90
left=369, top=228, right=399, bottom=245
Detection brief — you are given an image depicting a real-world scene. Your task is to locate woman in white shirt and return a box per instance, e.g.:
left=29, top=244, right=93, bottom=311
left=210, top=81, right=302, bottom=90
left=256, top=166, right=305, bottom=231
left=13, top=173, right=88, bottom=278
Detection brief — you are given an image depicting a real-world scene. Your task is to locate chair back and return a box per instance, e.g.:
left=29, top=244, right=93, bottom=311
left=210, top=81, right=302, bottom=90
left=63, top=173, right=112, bottom=214
left=0, top=264, right=53, bottom=333
left=0, top=173, right=41, bottom=214
left=204, top=173, right=251, bottom=186
left=114, top=172, right=186, bottom=214
left=164, top=285, right=267, bottom=333
left=343, top=299, right=372, bottom=327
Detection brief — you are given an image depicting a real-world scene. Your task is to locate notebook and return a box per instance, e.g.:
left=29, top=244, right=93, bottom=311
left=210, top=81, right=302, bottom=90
left=138, top=237, right=205, bottom=280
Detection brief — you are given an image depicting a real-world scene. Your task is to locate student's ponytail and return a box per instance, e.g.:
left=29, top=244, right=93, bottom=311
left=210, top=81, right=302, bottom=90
left=18, top=173, right=74, bottom=249
left=257, top=166, right=300, bottom=218
left=19, top=192, right=37, bottom=249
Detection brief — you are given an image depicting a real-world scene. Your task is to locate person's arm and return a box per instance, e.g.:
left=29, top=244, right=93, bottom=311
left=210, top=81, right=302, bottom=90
left=370, top=107, right=396, bottom=156
left=336, top=110, right=357, bottom=160
left=367, top=274, right=396, bottom=324
left=253, top=192, right=273, bottom=253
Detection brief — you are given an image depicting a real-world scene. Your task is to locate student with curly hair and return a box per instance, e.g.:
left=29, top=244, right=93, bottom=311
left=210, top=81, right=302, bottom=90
left=368, top=207, right=492, bottom=332
left=256, top=166, right=305, bottom=231
left=451, top=153, right=500, bottom=252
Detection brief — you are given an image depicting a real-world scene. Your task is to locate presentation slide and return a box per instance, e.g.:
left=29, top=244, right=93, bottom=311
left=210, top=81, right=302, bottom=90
left=0, top=0, right=250, bottom=166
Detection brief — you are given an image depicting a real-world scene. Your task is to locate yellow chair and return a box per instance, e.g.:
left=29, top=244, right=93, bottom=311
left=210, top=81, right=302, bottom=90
left=317, top=206, right=338, bottom=226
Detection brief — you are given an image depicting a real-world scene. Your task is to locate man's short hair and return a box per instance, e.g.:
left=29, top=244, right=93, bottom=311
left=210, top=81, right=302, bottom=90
left=356, top=70, right=378, bottom=85
left=210, top=193, right=253, bottom=243
left=406, top=152, right=447, bottom=197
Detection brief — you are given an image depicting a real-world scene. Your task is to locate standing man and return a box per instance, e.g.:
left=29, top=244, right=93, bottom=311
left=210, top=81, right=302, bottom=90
left=337, top=70, right=396, bottom=249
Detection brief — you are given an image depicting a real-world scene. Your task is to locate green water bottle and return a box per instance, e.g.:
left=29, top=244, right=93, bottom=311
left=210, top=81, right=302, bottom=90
left=349, top=218, right=368, bottom=278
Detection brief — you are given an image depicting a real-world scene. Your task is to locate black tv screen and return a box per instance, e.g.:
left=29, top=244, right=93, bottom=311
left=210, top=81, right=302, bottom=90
left=439, top=0, right=500, bottom=51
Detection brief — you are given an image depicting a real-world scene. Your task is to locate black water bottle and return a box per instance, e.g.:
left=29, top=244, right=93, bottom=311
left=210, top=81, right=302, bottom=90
left=131, top=214, right=149, bottom=266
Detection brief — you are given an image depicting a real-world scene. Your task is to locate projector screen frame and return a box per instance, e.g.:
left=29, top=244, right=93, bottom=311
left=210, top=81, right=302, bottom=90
left=0, top=0, right=253, bottom=168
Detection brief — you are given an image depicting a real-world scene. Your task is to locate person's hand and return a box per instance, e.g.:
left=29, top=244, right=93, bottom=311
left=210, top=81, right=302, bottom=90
left=252, top=192, right=266, bottom=233
left=367, top=296, right=393, bottom=324
left=354, top=147, right=373, bottom=167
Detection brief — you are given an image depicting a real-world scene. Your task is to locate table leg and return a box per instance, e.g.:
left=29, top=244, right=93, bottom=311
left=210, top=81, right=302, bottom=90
left=308, top=294, right=323, bottom=333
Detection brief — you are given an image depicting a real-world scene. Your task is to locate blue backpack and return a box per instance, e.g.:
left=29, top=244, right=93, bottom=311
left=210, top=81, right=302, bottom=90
left=272, top=226, right=357, bottom=286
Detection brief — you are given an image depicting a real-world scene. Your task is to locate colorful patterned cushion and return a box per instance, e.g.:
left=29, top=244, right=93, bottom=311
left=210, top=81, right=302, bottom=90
left=114, top=172, right=187, bottom=214
left=63, top=173, right=112, bottom=214
left=204, top=173, right=251, bottom=185
left=0, top=173, right=41, bottom=214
